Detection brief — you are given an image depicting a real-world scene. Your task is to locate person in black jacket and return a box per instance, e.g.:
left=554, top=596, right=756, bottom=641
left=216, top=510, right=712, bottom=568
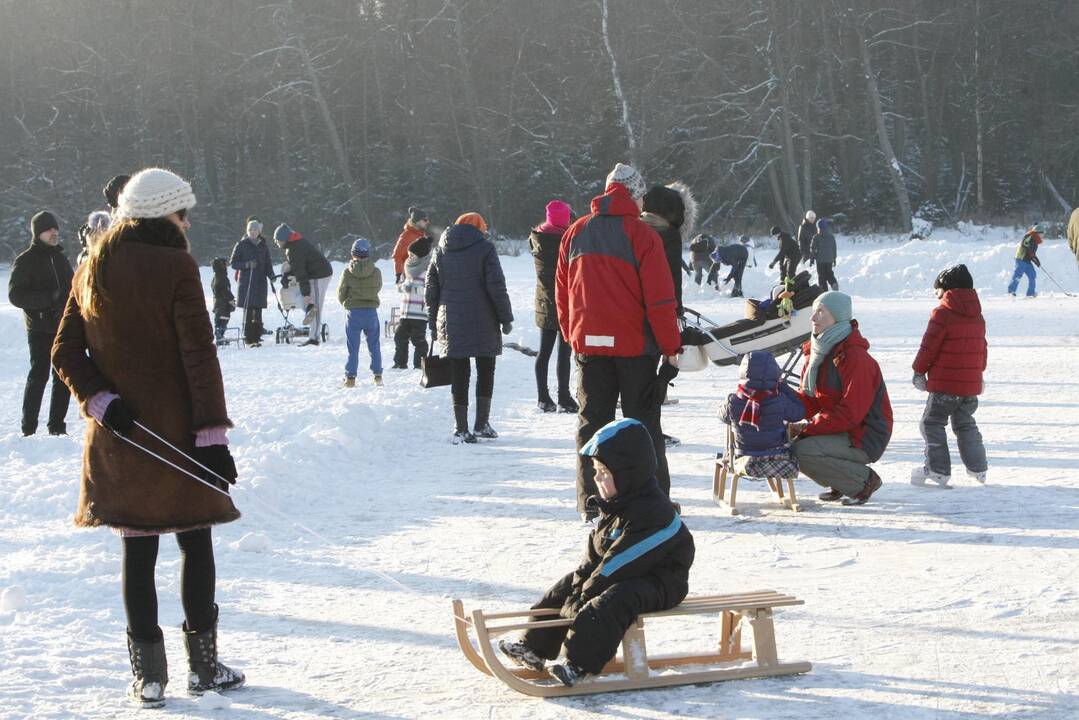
left=8, top=211, right=74, bottom=435
left=641, top=183, right=696, bottom=317
left=710, top=236, right=752, bottom=297
left=768, top=225, right=801, bottom=284
left=274, top=223, right=334, bottom=346
left=797, top=210, right=817, bottom=265
left=498, top=418, right=694, bottom=687
left=210, top=258, right=236, bottom=345
left=529, top=200, right=575, bottom=413
left=228, top=218, right=276, bottom=346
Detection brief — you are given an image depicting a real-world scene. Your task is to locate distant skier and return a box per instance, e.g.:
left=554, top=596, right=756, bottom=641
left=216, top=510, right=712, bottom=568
left=1006, top=222, right=1044, bottom=297
left=810, top=218, right=839, bottom=291
left=497, top=419, right=694, bottom=687
left=768, top=225, right=800, bottom=284
left=911, top=264, right=988, bottom=486
left=709, top=236, right=752, bottom=297
left=797, top=210, right=817, bottom=265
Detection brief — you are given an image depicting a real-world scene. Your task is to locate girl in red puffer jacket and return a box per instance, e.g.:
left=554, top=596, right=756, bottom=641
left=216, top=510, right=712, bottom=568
left=911, top=264, right=988, bottom=487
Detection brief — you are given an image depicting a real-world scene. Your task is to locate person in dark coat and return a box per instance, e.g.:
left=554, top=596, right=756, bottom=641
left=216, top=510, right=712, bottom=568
left=52, top=168, right=243, bottom=709
left=210, top=257, right=236, bottom=344
left=710, top=236, right=752, bottom=297
left=810, top=218, right=839, bottom=290
left=228, top=218, right=276, bottom=346
left=688, top=233, right=717, bottom=287
left=641, top=182, right=697, bottom=316
left=797, top=210, right=817, bottom=265
left=768, top=225, right=801, bottom=283
left=529, top=200, right=575, bottom=413
left=911, top=264, right=988, bottom=486
left=425, top=212, right=513, bottom=444
left=8, top=210, right=74, bottom=435
left=274, top=223, right=334, bottom=346
left=497, top=418, right=694, bottom=687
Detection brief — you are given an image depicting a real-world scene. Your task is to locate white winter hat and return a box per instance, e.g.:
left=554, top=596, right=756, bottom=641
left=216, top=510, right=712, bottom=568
left=605, top=162, right=647, bottom=200
left=805, top=210, right=817, bottom=222
left=115, top=168, right=196, bottom=220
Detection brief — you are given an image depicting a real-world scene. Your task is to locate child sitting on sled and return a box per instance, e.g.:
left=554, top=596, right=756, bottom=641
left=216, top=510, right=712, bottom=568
left=499, top=418, right=695, bottom=687
left=719, top=351, right=806, bottom=480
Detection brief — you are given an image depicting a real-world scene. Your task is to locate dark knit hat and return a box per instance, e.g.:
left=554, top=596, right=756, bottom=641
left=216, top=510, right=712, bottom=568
left=273, top=223, right=300, bottom=244
left=102, top=175, right=131, bottom=209
left=641, top=185, right=685, bottom=228
left=934, top=264, right=974, bottom=291
left=351, top=237, right=371, bottom=257
left=770, top=225, right=781, bottom=236
left=408, top=235, right=433, bottom=258
left=31, top=211, right=59, bottom=239
left=408, top=206, right=429, bottom=223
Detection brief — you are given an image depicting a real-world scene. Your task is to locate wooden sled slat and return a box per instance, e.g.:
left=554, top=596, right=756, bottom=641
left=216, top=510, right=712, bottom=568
left=454, top=590, right=810, bottom=697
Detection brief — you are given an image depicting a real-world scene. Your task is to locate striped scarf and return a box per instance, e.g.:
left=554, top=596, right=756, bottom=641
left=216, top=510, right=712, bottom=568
left=736, top=385, right=779, bottom=429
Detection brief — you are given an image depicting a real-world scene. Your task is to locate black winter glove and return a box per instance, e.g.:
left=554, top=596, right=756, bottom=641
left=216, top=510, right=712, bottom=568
left=191, top=445, right=238, bottom=490
left=102, top=398, right=137, bottom=436
left=1033, top=256, right=1041, bottom=268
left=649, top=361, right=681, bottom=407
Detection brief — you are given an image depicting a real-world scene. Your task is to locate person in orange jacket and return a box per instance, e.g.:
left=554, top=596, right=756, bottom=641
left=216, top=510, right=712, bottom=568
left=392, top=206, right=431, bottom=282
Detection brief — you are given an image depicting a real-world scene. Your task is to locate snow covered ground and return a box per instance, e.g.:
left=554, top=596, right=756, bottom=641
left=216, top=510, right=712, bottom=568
left=1, top=230, right=1077, bottom=719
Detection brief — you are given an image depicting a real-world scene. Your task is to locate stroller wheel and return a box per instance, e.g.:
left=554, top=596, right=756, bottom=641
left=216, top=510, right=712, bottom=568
left=275, top=328, right=283, bottom=344
left=320, top=323, right=329, bottom=342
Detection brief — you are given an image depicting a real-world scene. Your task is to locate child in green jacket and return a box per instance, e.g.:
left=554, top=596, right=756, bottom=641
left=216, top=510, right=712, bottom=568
left=337, top=238, right=383, bottom=386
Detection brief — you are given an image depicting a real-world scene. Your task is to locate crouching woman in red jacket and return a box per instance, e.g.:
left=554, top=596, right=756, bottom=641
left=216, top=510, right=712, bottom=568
left=792, top=292, right=892, bottom=506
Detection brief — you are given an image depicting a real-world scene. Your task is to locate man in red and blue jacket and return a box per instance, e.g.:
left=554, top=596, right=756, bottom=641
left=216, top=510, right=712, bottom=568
left=556, top=163, right=682, bottom=518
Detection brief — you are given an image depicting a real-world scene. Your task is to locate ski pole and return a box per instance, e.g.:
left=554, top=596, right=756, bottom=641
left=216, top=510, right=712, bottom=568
left=1038, top=265, right=1077, bottom=297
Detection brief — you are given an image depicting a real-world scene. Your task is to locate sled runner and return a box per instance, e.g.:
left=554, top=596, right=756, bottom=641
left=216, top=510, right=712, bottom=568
left=714, top=424, right=802, bottom=514
left=452, top=592, right=810, bottom=697
left=273, top=273, right=329, bottom=345
left=680, top=272, right=823, bottom=380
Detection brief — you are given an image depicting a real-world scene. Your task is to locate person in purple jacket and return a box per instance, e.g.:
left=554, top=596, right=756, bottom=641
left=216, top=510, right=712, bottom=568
left=719, top=351, right=806, bottom=479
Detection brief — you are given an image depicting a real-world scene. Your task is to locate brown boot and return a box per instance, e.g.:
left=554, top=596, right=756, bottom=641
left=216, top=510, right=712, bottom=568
left=842, top=470, right=883, bottom=506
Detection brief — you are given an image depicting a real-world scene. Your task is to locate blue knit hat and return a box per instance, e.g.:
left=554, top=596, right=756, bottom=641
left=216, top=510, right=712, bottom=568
left=813, top=291, right=852, bottom=324
left=351, top=237, right=370, bottom=257
left=273, top=223, right=298, bottom=244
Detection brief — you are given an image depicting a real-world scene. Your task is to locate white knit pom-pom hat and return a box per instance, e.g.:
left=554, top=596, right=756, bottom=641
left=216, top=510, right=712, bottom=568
left=115, top=168, right=197, bottom=220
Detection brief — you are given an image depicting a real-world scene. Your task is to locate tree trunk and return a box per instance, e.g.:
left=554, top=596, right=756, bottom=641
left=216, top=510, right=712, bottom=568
left=973, top=0, right=985, bottom=214
left=600, top=0, right=638, bottom=166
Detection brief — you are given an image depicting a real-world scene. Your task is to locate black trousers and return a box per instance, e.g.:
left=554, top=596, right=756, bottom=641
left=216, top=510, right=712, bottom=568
left=393, top=318, right=429, bottom=368
left=242, top=306, right=264, bottom=345
left=575, top=354, right=669, bottom=512
left=724, top=259, right=747, bottom=290
left=535, top=328, right=571, bottom=401
left=122, top=528, right=216, bottom=640
left=817, top=261, right=838, bottom=290
left=778, top=258, right=798, bottom=284
left=521, top=570, right=668, bottom=675
left=22, top=329, right=70, bottom=435
left=214, top=314, right=230, bottom=341
left=450, top=356, right=495, bottom=405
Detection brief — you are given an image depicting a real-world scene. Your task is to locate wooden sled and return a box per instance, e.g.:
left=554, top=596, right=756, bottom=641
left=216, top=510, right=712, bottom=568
left=452, top=591, right=811, bottom=697
left=714, top=424, right=801, bottom=515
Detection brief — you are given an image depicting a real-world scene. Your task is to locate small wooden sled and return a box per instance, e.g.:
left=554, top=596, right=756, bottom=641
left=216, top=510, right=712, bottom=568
left=714, top=424, right=801, bottom=515
left=452, top=591, right=811, bottom=697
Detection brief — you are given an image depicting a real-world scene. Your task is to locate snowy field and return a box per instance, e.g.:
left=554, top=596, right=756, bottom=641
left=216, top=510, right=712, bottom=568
left=1, top=228, right=1078, bottom=719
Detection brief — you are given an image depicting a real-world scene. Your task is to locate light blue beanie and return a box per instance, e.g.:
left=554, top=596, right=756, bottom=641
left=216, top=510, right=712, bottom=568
left=814, top=291, right=852, bottom=323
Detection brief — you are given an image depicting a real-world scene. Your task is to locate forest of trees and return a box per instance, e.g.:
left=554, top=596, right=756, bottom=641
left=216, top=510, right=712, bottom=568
left=2, top=0, right=1078, bottom=261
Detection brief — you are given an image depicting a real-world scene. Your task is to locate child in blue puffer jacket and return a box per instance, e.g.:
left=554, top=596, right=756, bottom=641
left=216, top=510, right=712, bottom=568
left=719, top=351, right=806, bottom=479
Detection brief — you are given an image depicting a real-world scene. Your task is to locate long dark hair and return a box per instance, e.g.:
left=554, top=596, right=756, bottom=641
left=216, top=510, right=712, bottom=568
left=78, top=216, right=189, bottom=317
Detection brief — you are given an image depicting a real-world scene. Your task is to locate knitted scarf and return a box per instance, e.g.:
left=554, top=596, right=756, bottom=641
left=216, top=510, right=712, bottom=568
left=736, top=385, right=779, bottom=429
left=802, top=321, right=852, bottom=396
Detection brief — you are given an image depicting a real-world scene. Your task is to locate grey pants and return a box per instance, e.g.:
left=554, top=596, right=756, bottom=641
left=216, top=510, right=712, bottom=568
left=920, top=392, right=987, bottom=476
left=308, top=275, right=331, bottom=340
left=793, top=433, right=872, bottom=497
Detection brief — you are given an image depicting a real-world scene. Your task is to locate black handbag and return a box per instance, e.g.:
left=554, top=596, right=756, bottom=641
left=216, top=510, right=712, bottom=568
left=420, top=352, right=453, bottom=388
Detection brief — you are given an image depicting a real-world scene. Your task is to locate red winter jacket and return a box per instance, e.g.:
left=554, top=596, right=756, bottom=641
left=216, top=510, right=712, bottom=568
left=797, top=322, right=893, bottom=462
left=555, top=183, right=681, bottom=357
left=912, top=288, right=986, bottom=397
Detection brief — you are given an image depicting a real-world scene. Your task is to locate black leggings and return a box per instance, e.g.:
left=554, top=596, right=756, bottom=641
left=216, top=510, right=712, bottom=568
left=534, top=328, right=571, bottom=400
left=122, top=528, right=216, bottom=640
left=451, top=356, right=495, bottom=405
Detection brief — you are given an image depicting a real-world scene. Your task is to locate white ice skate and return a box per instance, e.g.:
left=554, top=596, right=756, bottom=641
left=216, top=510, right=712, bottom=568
left=966, top=469, right=987, bottom=484
left=910, top=466, right=952, bottom=489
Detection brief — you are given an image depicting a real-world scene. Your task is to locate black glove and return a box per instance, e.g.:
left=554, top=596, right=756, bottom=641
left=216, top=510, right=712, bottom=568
left=1032, top=256, right=1041, bottom=268
left=649, top=361, right=680, bottom=407
left=768, top=262, right=775, bottom=270
left=102, top=398, right=137, bottom=436
left=501, top=322, right=513, bottom=334
left=191, top=445, right=238, bottom=490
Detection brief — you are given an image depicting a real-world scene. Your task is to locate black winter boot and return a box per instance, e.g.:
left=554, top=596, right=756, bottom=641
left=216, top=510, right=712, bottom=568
left=473, top=396, right=498, bottom=439
left=182, top=605, right=245, bottom=696
left=537, top=389, right=557, bottom=413
left=127, top=628, right=168, bottom=709
left=557, top=392, right=579, bottom=414
left=453, top=405, right=476, bottom=444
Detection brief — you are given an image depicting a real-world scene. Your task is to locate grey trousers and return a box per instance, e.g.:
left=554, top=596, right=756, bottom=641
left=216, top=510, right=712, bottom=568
left=920, top=392, right=987, bottom=476
left=308, top=275, right=331, bottom=340
left=793, top=433, right=872, bottom=497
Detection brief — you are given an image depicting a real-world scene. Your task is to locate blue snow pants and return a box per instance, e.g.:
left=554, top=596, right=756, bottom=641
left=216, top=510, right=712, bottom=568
left=345, top=308, right=382, bottom=378
left=1007, top=259, right=1036, bottom=296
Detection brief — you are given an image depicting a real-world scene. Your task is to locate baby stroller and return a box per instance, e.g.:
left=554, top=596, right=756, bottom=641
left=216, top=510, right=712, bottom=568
left=678, top=271, right=823, bottom=382
left=274, top=272, right=329, bottom=345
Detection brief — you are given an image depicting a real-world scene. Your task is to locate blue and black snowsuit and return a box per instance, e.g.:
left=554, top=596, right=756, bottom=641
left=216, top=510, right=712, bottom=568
left=521, top=419, right=695, bottom=674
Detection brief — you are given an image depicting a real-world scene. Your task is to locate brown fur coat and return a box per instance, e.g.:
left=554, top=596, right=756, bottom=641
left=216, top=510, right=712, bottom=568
left=52, top=220, right=239, bottom=531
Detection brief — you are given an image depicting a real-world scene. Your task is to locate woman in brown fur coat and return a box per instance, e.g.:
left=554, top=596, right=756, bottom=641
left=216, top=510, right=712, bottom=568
left=52, top=168, right=244, bottom=708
